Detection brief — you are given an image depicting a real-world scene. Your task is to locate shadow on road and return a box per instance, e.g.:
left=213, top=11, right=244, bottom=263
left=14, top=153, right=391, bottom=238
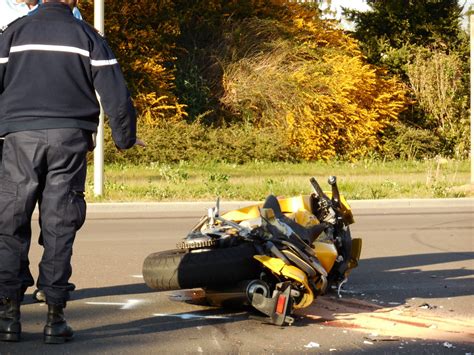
left=22, top=283, right=155, bottom=305
left=73, top=309, right=251, bottom=344
left=349, top=251, right=474, bottom=302
left=73, top=283, right=155, bottom=300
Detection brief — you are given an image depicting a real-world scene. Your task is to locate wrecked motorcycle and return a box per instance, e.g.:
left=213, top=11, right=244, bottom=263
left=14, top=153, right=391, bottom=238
left=143, top=176, right=362, bottom=325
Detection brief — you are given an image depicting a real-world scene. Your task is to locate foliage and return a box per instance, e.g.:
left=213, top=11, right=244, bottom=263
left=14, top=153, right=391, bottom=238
left=101, top=120, right=297, bottom=164
left=172, top=0, right=284, bottom=124
left=406, top=47, right=469, bottom=157
left=345, top=0, right=470, bottom=159
left=345, top=0, right=466, bottom=68
left=381, top=123, right=441, bottom=160
left=80, top=0, right=187, bottom=125
left=77, top=1, right=430, bottom=162
left=218, top=8, right=409, bottom=160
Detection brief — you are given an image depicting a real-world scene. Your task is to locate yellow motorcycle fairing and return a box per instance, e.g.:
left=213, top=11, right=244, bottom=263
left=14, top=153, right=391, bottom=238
left=221, top=194, right=354, bottom=226
left=313, top=241, right=338, bottom=272
left=253, top=255, right=314, bottom=309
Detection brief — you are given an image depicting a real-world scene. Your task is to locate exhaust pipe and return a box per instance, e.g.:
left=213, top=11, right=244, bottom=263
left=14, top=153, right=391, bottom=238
left=205, top=280, right=270, bottom=307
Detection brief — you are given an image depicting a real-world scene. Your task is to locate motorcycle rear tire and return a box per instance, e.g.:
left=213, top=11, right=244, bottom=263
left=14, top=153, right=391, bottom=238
left=143, top=243, right=261, bottom=291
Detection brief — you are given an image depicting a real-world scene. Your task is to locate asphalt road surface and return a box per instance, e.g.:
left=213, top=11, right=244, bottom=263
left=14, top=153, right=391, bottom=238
left=0, top=199, right=473, bottom=354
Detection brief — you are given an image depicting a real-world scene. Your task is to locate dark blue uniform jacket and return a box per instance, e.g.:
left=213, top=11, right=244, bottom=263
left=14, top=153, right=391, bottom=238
left=0, top=2, right=136, bottom=149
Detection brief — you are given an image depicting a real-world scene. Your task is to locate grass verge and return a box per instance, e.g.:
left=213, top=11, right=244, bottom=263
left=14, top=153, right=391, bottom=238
left=85, top=159, right=472, bottom=202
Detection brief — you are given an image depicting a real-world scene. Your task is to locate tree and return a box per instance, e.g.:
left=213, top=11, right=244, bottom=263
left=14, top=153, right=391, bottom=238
left=345, top=0, right=466, bottom=70
left=406, top=48, right=469, bottom=157
left=81, top=0, right=187, bottom=126
left=345, top=0, right=470, bottom=158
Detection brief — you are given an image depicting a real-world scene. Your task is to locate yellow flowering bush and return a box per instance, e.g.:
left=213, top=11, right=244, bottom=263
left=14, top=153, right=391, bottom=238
left=220, top=5, right=409, bottom=160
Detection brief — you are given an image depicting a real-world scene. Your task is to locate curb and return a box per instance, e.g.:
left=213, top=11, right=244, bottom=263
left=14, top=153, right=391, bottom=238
left=83, top=198, right=474, bottom=214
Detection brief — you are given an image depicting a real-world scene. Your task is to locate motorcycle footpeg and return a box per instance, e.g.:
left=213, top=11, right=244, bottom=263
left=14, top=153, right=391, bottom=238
left=250, top=283, right=294, bottom=326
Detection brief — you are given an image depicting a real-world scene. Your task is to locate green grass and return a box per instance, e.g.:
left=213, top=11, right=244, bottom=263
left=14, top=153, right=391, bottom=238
left=85, top=159, right=472, bottom=202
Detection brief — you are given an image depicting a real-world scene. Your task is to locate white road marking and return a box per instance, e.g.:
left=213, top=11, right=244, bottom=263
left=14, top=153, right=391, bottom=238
left=131, top=274, right=144, bottom=279
left=86, top=299, right=144, bottom=309
left=153, top=313, right=229, bottom=320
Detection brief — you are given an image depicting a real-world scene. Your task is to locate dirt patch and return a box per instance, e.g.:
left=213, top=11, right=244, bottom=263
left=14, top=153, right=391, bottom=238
left=302, top=296, right=474, bottom=343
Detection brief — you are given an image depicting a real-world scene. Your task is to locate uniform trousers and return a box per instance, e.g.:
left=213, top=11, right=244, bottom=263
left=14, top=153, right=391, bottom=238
left=0, top=128, right=88, bottom=306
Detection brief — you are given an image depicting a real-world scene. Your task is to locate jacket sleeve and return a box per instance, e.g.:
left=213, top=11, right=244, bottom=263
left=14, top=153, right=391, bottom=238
left=90, top=33, right=137, bottom=149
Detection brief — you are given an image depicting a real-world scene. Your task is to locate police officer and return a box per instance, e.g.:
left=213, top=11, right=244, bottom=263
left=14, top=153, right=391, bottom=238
left=0, top=0, right=143, bottom=343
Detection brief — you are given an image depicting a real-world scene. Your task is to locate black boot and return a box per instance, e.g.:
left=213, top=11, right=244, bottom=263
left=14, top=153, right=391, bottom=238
left=0, top=299, right=21, bottom=342
left=43, top=304, right=73, bottom=344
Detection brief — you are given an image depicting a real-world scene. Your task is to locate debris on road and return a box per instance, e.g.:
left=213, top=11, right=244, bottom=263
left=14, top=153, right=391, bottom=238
left=419, top=303, right=436, bottom=310
left=442, top=342, right=455, bottom=349
left=304, top=342, right=321, bottom=348
left=365, top=334, right=401, bottom=342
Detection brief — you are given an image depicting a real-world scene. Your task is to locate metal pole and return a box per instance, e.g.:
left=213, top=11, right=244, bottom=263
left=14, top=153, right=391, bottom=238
left=470, top=7, right=474, bottom=184
left=94, top=0, right=105, bottom=196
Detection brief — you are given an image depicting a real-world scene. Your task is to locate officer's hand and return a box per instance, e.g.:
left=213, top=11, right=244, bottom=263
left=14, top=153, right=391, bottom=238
left=135, top=138, right=146, bottom=147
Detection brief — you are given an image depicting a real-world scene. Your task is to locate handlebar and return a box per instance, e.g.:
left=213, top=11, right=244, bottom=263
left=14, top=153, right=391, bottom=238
left=328, top=176, right=341, bottom=209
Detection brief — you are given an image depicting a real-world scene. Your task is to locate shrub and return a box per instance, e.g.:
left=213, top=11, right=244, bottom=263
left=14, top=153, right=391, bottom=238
left=102, top=120, right=297, bottom=164
left=381, top=123, right=441, bottom=160
left=406, top=46, right=469, bottom=158
left=218, top=10, right=409, bottom=160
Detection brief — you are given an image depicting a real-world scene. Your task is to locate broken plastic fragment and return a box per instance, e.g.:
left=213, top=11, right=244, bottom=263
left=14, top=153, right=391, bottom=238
left=304, top=342, right=320, bottom=348
left=443, top=342, right=454, bottom=349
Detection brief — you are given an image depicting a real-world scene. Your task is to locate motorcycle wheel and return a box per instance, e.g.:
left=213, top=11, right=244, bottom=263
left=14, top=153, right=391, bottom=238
left=143, top=243, right=261, bottom=291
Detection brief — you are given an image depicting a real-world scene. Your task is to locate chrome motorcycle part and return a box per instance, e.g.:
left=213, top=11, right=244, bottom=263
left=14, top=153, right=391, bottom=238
left=215, top=215, right=251, bottom=237
left=337, top=278, right=348, bottom=298
left=176, top=232, right=218, bottom=250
